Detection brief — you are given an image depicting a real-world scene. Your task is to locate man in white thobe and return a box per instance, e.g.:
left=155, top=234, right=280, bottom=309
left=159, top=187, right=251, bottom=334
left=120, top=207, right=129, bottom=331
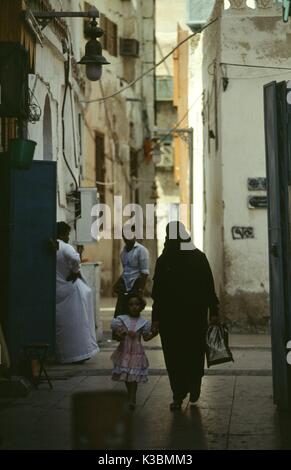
left=56, top=222, right=99, bottom=364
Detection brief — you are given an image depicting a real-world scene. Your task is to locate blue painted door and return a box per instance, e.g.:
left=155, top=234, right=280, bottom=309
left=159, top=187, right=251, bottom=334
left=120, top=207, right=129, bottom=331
left=0, top=160, right=56, bottom=362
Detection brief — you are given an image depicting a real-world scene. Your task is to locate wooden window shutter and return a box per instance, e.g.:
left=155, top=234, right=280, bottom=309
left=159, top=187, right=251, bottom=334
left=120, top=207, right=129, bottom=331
left=99, top=14, right=108, bottom=50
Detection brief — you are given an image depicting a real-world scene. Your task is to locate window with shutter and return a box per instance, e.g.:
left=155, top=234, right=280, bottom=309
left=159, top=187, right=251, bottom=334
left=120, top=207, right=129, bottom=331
left=99, top=14, right=107, bottom=50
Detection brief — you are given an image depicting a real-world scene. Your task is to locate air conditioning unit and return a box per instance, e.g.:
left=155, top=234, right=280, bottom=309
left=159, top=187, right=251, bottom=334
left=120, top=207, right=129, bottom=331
left=120, top=38, right=139, bottom=57
left=186, top=0, right=216, bottom=32
left=75, top=188, right=99, bottom=244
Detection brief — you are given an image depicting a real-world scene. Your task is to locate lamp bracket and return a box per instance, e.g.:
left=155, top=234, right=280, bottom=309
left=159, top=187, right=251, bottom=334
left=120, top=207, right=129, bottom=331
left=30, top=9, right=100, bottom=30
left=173, top=130, right=191, bottom=144
left=154, top=128, right=194, bottom=146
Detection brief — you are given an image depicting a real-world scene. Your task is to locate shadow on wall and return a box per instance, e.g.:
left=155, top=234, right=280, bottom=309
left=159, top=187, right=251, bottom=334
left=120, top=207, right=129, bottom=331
left=221, top=290, right=270, bottom=333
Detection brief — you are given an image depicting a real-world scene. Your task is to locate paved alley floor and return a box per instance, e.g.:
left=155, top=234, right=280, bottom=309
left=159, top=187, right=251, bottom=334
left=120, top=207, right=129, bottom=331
left=0, top=299, right=291, bottom=450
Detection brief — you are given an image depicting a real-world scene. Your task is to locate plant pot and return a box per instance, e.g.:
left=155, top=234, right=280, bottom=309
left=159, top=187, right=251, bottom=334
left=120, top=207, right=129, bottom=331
left=8, top=138, right=37, bottom=170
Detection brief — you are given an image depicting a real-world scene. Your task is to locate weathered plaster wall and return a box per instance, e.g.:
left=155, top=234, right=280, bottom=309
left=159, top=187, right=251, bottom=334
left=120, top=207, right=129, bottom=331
left=187, top=0, right=291, bottom=329
left=188, top=1, right=223, bottom=297
left=220, top=1, right=291, bottom=329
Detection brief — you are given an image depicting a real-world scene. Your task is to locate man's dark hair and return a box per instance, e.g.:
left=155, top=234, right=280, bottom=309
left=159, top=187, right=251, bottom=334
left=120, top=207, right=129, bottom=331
left=57, top=221, right=71, bottom=238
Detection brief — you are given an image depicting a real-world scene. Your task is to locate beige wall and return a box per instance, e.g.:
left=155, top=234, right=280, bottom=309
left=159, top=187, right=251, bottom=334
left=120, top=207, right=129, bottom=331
left=155, top=0, right=189, bottom=251
left=156, top=0, right=187, bottom=76
left=173, top=27, right=190, bottom=229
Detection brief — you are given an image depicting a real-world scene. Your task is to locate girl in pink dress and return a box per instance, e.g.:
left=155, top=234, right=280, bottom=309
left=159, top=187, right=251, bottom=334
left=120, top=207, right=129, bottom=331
left=111, top=294, right=156, bottom=409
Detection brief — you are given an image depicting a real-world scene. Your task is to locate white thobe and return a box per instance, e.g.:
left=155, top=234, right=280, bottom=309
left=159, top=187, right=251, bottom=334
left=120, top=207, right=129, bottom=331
left=56, top=240, right=99, bottom=363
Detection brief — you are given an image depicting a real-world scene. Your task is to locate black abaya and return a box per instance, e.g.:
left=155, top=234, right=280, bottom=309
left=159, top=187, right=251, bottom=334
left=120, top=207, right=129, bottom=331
left=152, top=247, right=219, bottom=402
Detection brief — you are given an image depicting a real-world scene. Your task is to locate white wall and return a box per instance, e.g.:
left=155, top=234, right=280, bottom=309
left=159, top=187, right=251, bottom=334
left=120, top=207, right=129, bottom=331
left=188, top=1, right=223, bottom=295
left=27, top=0, right=86, bottom=223
left=187, top=0, right=291, bottom=329
left=221, top=3, right=291, bottom=307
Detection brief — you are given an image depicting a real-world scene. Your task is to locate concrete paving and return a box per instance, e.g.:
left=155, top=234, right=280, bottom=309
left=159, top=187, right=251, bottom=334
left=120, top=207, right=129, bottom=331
left=0, top=298, right=290, bottom=450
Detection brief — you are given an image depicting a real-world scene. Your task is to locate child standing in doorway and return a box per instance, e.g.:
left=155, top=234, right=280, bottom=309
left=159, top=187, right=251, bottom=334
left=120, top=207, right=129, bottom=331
left=111, top=294, right=157, bottom=409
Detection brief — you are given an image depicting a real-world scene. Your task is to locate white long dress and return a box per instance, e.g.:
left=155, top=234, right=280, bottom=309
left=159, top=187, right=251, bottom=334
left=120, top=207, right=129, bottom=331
left=56, top=239, right=99, bottom=363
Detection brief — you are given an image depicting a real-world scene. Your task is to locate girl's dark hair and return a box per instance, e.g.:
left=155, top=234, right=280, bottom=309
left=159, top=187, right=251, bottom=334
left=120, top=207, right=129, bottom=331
left=127, top=293, right=146, bottom=310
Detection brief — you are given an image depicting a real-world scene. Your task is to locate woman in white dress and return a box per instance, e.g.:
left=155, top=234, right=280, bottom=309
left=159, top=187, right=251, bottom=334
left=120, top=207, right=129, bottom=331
left=56, top=222, right=99, bottom=363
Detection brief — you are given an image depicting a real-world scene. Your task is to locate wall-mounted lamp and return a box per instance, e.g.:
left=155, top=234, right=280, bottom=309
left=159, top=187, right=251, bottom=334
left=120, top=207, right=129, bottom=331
left=78, top=17, right=109, bottom=81
left=28, top=8, right=110, bottom=81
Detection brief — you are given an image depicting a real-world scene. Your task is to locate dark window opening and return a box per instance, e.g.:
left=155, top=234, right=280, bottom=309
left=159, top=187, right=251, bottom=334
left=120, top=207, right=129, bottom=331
left=95, top=132, right=106, bottom=204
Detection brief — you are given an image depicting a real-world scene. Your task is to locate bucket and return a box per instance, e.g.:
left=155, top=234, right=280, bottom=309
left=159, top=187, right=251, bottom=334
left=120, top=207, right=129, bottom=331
left=8, top=138, right=37, bottom=170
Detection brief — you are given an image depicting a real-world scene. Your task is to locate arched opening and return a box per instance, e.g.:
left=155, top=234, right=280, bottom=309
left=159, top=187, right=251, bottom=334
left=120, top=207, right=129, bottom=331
left=43, top=94, right=53, bottom=161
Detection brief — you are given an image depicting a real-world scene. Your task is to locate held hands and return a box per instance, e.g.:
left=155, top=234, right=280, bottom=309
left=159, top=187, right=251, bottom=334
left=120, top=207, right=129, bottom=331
left=143, top=321, right=160, bottom=341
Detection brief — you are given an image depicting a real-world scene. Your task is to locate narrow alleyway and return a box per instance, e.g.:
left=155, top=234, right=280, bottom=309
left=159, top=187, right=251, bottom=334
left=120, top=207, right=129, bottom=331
left=0, top=299, right=290, bottom=451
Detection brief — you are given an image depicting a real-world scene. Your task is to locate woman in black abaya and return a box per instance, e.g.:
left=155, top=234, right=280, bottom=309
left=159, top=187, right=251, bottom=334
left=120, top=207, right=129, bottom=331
left=151, top=221, right=219, bottom=410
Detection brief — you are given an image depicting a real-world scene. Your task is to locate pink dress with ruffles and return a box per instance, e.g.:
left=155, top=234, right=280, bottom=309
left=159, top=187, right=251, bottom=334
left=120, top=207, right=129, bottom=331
left=111, top=315, right=152, bottom=383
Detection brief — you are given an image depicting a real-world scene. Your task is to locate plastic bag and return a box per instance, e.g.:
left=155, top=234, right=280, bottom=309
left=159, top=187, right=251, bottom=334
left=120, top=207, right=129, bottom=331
left=206, top=323, right=234, bottom=367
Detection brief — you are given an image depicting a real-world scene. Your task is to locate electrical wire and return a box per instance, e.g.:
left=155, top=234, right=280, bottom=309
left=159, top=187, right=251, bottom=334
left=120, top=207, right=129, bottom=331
left=154, top=92, right=204, bottom=147
left=83, top=17, right=219, bottom=104
left=219, top=62, right=291, bottom=85
left=61, top=51, right=79, bottom=191
left=220, top=62, right=291, bottom=71
left=156, top=38, right=172, bottom=76
left=220, top=71, right=291, bottom=80
left=99, top=81, right=131, bottom=189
